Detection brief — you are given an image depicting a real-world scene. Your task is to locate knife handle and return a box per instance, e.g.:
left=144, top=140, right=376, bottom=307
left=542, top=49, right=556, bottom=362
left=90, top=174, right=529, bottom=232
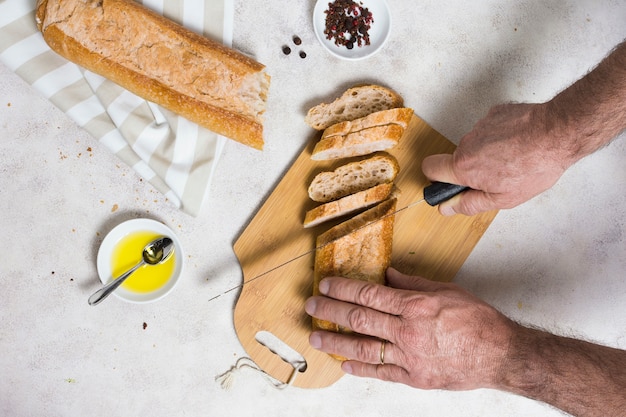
left=424, top=182, right=469, bottom=206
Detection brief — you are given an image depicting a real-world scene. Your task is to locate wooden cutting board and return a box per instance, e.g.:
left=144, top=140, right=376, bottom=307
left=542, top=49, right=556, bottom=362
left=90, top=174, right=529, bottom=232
left=233, top=114, right=498, bottom=388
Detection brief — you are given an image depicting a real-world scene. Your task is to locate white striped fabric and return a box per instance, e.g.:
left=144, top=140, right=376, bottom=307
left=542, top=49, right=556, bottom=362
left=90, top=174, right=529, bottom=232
left=0, top=0, right=232, bottom=216
left=32, top=63, right=84, bottom=98
left=0, top=2, right=33, bottom=32
left=2, top=33, right=50, bottom=70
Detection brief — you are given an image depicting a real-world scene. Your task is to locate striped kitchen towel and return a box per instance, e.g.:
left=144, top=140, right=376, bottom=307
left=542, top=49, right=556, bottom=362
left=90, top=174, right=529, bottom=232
left=0, top=0, right=233, bottom=217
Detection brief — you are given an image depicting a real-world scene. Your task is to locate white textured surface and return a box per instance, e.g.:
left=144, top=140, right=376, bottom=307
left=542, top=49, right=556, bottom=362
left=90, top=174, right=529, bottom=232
left=1, top=1, right=625, bottom=416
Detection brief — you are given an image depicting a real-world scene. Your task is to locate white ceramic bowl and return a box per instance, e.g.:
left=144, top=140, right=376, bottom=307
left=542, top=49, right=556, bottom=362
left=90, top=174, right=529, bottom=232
left=96, top=218, right=184, bottom=304
left=313, top=0, right=391, bottom=61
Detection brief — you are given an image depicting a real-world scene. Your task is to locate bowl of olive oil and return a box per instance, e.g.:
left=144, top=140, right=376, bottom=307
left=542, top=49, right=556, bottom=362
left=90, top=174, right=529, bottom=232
left=96, top=219, right=184, bottom=303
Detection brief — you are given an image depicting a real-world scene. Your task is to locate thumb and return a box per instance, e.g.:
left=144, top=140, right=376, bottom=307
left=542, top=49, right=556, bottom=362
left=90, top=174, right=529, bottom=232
left=421, top=154, right=463, bottom=185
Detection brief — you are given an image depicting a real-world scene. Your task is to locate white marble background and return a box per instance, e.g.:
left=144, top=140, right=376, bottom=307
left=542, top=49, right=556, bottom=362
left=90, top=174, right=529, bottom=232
left=1, top=1, right=625, bottom=416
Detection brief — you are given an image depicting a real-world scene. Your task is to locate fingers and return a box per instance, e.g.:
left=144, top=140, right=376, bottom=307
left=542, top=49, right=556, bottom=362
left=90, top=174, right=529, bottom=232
left=305, top=293, right=401, bottom=341
left=342, top=360, right=410, bottom=385
left=309, top=331, right=397, bottom=365
left=310, top=330, right=412, bottom=385
left=422, top=154, right=501, bottom=216
left=306, top=273, right=450, bottom=344
left=438, top=189, right=500, bottom=216
left=315, top=276, right=412, bottom=316
left=307, top=273, right=449, bottom=336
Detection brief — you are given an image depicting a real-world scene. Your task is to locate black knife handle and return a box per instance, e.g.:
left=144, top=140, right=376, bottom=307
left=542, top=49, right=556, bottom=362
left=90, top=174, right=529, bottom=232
left=423, top=182, right=469, bottom=206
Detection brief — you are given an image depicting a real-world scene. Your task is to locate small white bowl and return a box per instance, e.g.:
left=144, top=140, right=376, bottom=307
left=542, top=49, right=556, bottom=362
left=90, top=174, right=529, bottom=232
left=96, top=218, right=184, bottom=304
left=313, top=0, right=391, bottom=61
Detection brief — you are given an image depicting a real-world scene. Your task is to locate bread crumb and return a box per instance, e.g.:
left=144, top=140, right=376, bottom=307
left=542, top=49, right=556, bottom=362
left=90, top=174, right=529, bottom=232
left=111, top=204, right=119, bottom=212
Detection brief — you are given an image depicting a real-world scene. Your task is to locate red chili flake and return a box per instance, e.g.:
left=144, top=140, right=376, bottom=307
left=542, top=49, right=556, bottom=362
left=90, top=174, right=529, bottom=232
left=323, top=0, right=373, bottom=49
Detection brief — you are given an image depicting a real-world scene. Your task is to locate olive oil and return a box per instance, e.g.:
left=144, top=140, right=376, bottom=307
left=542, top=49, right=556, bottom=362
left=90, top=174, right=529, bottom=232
left=110, top=231, right=176, bottom=293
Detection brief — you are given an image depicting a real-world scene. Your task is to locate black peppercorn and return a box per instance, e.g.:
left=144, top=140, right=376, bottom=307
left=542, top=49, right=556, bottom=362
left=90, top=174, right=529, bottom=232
left=323, top=0, right=373, bottom=48
left=282, top=45, right=291, bottom=55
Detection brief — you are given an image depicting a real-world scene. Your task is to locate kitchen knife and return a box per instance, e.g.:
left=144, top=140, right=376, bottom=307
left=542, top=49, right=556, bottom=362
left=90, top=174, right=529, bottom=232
left=208, top=182, right=468, bottom=302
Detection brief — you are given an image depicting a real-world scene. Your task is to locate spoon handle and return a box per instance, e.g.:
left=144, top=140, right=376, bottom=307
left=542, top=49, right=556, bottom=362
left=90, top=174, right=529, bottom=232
left=88, top=261, right=145, bottom=306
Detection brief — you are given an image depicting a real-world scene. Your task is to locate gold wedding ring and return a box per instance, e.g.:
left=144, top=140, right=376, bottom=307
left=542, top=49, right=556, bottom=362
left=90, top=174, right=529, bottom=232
left=379, top=339, right=386, bottom=365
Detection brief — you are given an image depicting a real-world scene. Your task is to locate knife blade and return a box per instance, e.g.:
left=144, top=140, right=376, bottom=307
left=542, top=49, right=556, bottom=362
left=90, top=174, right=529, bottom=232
left=207, top=182, right=468, bottom=302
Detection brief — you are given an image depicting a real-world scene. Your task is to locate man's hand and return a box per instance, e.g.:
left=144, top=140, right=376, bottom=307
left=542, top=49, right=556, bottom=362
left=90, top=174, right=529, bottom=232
left=306, top=268, right=626, bottom=417
left=423, top=40, right=626, bottom=216
left=422, top=103, right=570, bottom=216
left=305, top=267, right=517, bottom=390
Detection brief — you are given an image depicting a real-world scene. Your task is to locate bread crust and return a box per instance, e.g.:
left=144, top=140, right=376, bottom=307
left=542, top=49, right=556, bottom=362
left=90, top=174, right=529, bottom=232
left=308, top=152, right=400, bottom=202
left=305, top=85, right=404, bottom=130
left=312, top=198, right=397, bottom=355
left=36, top=0, right=270, bottom=150
left=304, top=183, right=393, bottom=228
left=321, top=108, right=414, bottom=139
left=311, top=124, right=404, bottom=160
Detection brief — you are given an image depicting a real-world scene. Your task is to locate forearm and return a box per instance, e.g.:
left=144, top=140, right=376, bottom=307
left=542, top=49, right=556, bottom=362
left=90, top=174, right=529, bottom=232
left=498, top=325, right=626, bottom=417
left=544, top=40, right=626, bottom=165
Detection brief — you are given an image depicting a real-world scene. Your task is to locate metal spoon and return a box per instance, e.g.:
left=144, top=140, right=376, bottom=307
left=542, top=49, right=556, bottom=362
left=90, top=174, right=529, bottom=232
left=88, top=236, right=174, bottom=306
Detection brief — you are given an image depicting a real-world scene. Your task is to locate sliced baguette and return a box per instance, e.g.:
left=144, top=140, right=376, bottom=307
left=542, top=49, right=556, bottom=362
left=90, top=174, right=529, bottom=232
left=305, top=85, right=404, bottom=130
left=311, top=124, right=404, bottom=160
left=36, top=0, right=270, bottom=150
left=321, top=108, right=414, bottom=139
left=312, top=198, right=397, bottom=358
left=308, top=152, right=400, bottom=203
left=304, top=183, right=393, bottom=228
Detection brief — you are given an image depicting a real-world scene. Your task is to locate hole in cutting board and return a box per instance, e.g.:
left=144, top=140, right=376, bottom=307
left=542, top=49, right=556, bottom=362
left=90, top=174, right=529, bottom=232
left=255, top=331, right=308, bottom=372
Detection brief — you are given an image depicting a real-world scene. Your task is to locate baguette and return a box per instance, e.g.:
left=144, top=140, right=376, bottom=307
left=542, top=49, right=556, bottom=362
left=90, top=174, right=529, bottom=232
left=311, top=124, right=404, bottom=160
left=304, top=183, right=393, bottom=228
left=312, top=198, right=397, bottom=360
left=305, top=85, right=404, bottom=130
left=35, top=0, right=270, bottom=150
left=321, top=108, right=414, bottom=139
left=308, top=152, right=400, bottom=203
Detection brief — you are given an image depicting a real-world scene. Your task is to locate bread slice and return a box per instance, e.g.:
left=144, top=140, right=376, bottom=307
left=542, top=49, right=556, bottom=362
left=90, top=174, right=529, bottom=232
left=311, top=124, right=404, bottom=160
left=321, top=108, right=414, bottom=139
left=312, top=198, right=397, bottom=359
left=308, top=152, right=400, bottom=203
left=304, top=183, right=393, bottom=228
left=305, top=85, right=404, bottom=131
left=36, top=0, right=270, bottom=150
